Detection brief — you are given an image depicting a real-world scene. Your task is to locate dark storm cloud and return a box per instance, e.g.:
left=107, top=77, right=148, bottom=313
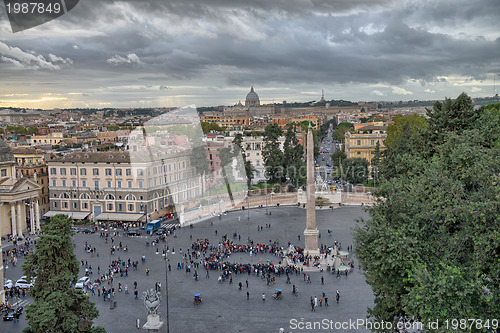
left=1, top=0, right=499, bottom=106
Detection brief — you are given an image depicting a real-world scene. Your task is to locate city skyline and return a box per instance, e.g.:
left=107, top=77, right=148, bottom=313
left=1, top=0, right=499, bottom=109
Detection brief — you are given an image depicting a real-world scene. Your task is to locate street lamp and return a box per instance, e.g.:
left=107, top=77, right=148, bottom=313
left=163, top=236, right=170, bottom=333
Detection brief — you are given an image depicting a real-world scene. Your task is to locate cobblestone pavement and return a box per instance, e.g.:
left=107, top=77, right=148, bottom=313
left=1, top=206, right=375, bottom=333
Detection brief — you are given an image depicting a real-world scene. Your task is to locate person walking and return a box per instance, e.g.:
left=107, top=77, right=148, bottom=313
left=314, top=296, right=318, bottom=309
left=310, top=297, right=315, bottom=311
left=321, top=276, right=324, bottom=284
left=336, top=289, right=340, bottom=303
left=262, top=293, right=265, bottom=302
left=324, top=295, right=329, bottom=306
left=246, top=291, right=249, bottom=300
left=134, top=290, right=138, bottom=300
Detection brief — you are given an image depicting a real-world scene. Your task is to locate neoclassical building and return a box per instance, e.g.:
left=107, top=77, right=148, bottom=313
left=0, top=140, right=41, bottom=303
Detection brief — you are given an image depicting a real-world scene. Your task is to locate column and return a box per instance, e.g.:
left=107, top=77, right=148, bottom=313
left=17, top=201, right=23, bottom=237
left=30, top=201, right=35, bottom=234
left=11, top=203, right=17, bottom=238
left=35, top=200, right=40, bottom=232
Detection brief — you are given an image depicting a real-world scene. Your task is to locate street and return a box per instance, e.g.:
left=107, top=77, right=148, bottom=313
left=2, top=206, right=374, bottom=333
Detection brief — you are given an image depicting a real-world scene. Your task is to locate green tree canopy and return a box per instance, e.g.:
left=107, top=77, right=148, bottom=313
left=341, top=157, right=369, bottom=184
left=385, top=114, right=428, bottom=150
left=262, top=124, right=284, bottom=184
left=22, top=214, right=105, bottom=333
left=332, top=122, right=354, bottom=143
left=354, top=93, right=500, bottom=330
left=283, top=125, right=306, bottom=188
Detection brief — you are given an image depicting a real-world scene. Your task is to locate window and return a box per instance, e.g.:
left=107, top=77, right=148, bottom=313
left=73, top=202, right=78, bottom=209
left=137, top=169, right=144, bottom=176
left=94, top=180, right=99, bottom=190
left=53, top=202, right=58, bottom=208
left=128, top=181, right=132, bottom=188
left=82, top=202, right=88, bottom=209
left=138, top=181, right=143, bottom=188
left=128, top=203, right=134, bottom=211
left=62, top=202, right=68, bottom=209
left=80, top=168, right=86, bottom=176
left=357, top=140, right=361, bottom=146
left=256, top=161, right=260, bottom=166
left=117, top=203, right=123, bottom=211
left=72, top=180, right=76, bottom=187
left=105, top=168, right=112, bottom=176
left=60, top=168, right=66, bottom=175
left=1, top=169, right=6, bottom=177
left=357, top=152, right=361, bottom=155
left=371, top=140, right=375, bottom=146
left=107, top=203, right=113, bottom=211
left=117, top=181, right=122, bottom=188
left=52, top=180, right=56, bottom=187
left=50, top=168, right=56, bottom=175
left=82, top=180, right=87, bottom=187
left=107, top=181, right=112, bottom=188
left=93, top=168, right=99, bottom=176
left=116, top=168, right=122, bottom=176
left=62, top=180, right=66, bottom=187
left=70, top=168, right=77, bottom=175
left=126, top=168, right=131, bottom=176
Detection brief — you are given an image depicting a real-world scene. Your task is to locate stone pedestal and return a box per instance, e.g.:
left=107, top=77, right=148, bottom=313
left=304, top=228, right=320, bottom=257
left=142, top=314, right=164, bottom=332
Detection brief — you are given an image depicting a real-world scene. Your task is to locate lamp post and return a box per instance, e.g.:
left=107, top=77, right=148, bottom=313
left=164, top=236, right=170, bottom=333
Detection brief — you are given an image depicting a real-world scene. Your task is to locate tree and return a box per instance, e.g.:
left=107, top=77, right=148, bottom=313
left=283, top=125, right=305, bottom=188
left=22, top=214, right=105, bottom=333
left=262, top=124, right=284, bottom=184
left=385, top=114, right=428, bottom=150
left=354, top=93, right=500, bottom=330
left=341, top=157, right=369, bottom=184
left=370, top=141, right=382, bottom=180
left=332, top=122, right=354, bottom=143
left=200, top=121, right=226, bottom=134
left=233, top=133, right=254, bottom=187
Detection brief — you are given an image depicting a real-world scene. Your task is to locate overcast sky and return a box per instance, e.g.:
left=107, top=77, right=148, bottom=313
left=0, top=0, right=499, bottom=109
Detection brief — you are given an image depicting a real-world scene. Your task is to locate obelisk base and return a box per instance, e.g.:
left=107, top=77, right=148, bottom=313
left=142, top=314, right=164, bottom=332
left=303, top=229, right=320, bottom=257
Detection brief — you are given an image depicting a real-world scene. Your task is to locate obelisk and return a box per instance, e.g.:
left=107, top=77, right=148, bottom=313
left=304, top=122, right=319, bottom=257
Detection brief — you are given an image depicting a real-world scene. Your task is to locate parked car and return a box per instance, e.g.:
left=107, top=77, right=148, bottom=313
left=15, top=276, right=34, bottom=289
left=155, top=228, right=166, bottom=235
left=3, top=279, right=13, bottom=291
left=81, top=228, right=95, bottom=234
left=75, top=276, right=90, bottom=289
left=126, top=230, right=141, bottom=236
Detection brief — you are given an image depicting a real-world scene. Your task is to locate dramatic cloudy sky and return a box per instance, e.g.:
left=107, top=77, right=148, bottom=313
left=0, top=0, right=499, bottom=108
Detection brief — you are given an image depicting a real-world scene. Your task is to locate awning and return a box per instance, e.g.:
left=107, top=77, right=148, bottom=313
left=43, top=211, right=90, bottom=220
left=96, top=212, right=145, bottom=222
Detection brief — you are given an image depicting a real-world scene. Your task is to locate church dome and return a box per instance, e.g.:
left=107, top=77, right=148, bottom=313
left=0, top=140, right=14, bottom=163
left=245, top=86, right=260, bottom=107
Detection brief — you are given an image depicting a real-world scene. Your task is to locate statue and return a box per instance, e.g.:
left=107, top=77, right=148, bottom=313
left=142, top=289, right=161, bottom=315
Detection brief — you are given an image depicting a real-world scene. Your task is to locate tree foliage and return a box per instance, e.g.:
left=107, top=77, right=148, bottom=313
left=341, top=157, right=369, bottom=184
left=22, top=214, right=105, bottom=333
left=283, top=125, right=306, bottom=188
left=233, top=133, right=255, bottom=187
left=262, top=124, right=284, bottom=184
left=332, top=122, right=354, bottom=143
left=354, top=93, right=500, bottom=331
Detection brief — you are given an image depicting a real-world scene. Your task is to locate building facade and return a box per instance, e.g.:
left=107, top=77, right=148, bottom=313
left=47, top=150, right=202, bottom=223
left=344, top=123, right=387, bottom=164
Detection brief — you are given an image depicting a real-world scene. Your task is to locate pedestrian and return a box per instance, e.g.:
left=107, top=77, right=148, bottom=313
left=321, top=276, right=324, bottom=284
left=310, top=297, right=315, bottom=311
left=239, top=282, right=242, bottom=290
left=125, top=285, right=129, bottom=294
left=246, top=279, right=249, bottom=288
left=246, top=291, right=249, bottom=300
left=336, top=289, right=340, bottom=303
left=314, top=296, right=318, bottom=309
left=134, top=281, right=137, bottom=289
left=262, top=293, right=265, bottom=301
left=134, top=290, right=138, bottom=299
left=324, top=296, right=328, bottom=306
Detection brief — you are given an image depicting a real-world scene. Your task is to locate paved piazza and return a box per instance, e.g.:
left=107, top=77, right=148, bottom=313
left=2, top=206, right=374, bottom=333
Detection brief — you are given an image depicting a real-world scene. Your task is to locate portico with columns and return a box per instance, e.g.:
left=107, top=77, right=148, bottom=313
left=0, top=140, right=41, bottom=303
